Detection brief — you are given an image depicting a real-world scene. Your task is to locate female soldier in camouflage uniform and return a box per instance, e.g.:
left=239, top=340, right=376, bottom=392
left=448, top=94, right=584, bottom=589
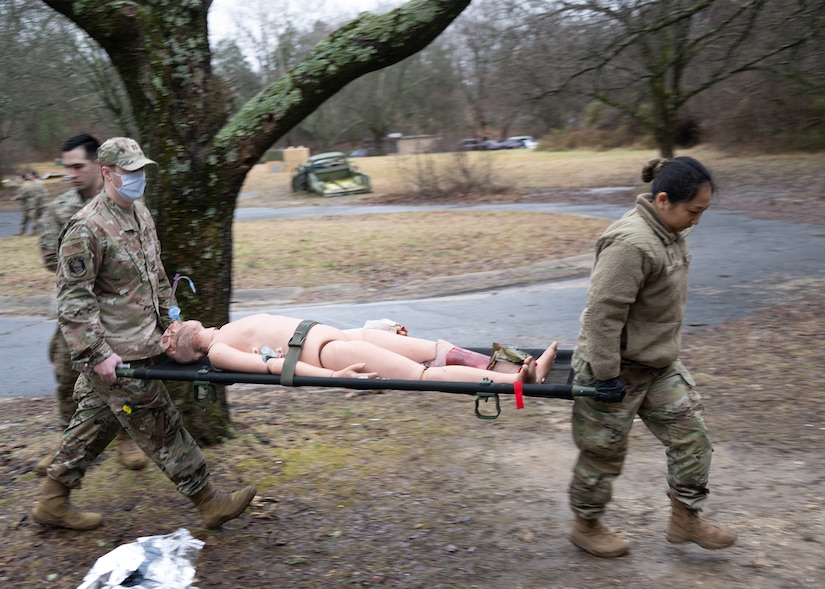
left=567, top=157, right=737, bottom=557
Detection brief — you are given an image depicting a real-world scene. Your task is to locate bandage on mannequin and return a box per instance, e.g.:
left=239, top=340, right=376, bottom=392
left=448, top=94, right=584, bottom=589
left=432, top=340, right=520, bottom=373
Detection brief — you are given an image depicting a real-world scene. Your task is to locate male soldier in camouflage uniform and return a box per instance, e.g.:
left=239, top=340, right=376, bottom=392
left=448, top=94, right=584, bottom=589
left=13, top=171, right=48, bottom=234
left=32, top=137, right=256, bottom=531
left=35, top=134, right=148, bottom=475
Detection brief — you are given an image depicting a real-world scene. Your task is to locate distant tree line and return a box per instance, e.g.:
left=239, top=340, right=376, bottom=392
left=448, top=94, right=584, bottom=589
left=1, top=0, right=823, bottom=173
left=212, top=0, right=825, bottom=157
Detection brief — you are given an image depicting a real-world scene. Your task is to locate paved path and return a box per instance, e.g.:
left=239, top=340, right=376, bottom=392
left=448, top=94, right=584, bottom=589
left=1, top=203, right=823, bottom=398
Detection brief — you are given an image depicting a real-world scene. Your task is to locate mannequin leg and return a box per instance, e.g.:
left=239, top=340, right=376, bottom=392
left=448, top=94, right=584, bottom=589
left=422, top=341, right=556, bottom=384
left=347, top=329, right=439, bottom=363
left=320, top=339, right=433, bottom=380
left=319, top=340, right=557, bottom=384
left=346, top=330, right=519, bottom=372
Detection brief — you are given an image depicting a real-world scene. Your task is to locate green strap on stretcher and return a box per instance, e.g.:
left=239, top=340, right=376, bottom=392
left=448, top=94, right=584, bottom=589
left=280, top=319, right=319, bottom=386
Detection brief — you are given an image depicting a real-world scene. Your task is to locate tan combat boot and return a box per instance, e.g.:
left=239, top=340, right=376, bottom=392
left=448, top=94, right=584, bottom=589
left=32, top=477, right=103, bottom=530
left=189, top=481, right=257, bottom=529
left=569, top=515, right=629, bottom=557
left=666, top=492, right=737, bottom=549
left=116, top=429, right=148, bottom=470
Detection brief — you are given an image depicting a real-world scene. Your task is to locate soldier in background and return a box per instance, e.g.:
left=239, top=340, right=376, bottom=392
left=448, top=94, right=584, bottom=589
left=35, top=134, right=148, bottom=475
left=13, top=171, right=48, bottom=234
left=32, top=137, right=256, bottom=531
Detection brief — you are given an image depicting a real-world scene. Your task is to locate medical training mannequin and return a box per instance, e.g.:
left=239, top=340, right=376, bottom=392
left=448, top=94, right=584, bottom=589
left=162, top=314, right=558, bottom=385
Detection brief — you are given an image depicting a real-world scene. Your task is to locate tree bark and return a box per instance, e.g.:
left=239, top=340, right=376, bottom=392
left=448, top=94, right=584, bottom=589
left=40, top=0, right=471, bottom=444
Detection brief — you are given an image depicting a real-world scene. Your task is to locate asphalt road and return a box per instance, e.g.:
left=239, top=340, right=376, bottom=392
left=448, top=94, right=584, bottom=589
left=1, top=202, right=823, bottom=399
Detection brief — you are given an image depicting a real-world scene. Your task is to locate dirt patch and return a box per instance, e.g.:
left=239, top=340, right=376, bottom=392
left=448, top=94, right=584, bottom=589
left=0, top=294, right=823, bottom=588
left=2, top=283, right=824, bottom=589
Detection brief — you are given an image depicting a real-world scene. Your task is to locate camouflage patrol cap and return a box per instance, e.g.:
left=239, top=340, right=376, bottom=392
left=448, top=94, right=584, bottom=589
left=97, top=137, right=157, bottom=171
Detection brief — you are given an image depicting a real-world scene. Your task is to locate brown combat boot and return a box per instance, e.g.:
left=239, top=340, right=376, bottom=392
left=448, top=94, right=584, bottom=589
left=32, top=477, right=103, bottom=530
left=189, top=481, right=257, bottom=529
left=569, top=515, right=629, bottom=557
left=666, top=492, right=737, bottom=549
left=116, top=429, right=148, bottom=470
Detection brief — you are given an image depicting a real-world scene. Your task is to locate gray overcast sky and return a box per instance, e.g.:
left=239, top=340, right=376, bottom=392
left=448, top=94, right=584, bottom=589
left=208, top=0, right=402, bottom=43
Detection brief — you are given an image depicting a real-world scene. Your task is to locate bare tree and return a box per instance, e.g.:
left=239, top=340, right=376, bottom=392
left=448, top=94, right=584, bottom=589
left=299, top=37, right=461, bottom=153
left=0, top=0, right=117, bottom=171
left=227, top=0, right=310, bottom=85
left=449, top=0, right=505, bottom=138
left=531, top=0, right=825, bottom=157
left=38, top=0, right=472, bottom=442
left=212, top=39, right=264, bottom=110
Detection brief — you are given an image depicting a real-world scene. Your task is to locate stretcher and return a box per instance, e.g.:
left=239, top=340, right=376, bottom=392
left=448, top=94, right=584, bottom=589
left=115, top=348, right=593, bottom=420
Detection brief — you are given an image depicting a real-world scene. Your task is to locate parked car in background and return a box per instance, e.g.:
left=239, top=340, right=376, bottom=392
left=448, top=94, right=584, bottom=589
left=482, top=139, right=507, bottom=150
left=506, top=135, right=539, bottom=149
left=500, top=138, right=524, bottom=149
left=459, top=138, right=485, bottom=151
left=291, top=152, right=371, bottom=197
left=349, top=147, right=377, bottom=157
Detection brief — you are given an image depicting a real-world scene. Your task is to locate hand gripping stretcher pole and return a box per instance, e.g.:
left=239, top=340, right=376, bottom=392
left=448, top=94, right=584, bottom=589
left=115, top=348, right=595, bottom=420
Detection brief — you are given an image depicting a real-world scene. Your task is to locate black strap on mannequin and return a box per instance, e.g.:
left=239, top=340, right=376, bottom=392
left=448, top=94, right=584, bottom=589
left=280, top=319, right=319, bottom=386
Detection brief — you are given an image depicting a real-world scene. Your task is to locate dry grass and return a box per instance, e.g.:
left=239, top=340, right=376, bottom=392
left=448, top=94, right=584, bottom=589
left=240, top=146, right=825, bottom=204
left=3, top=148, right=823, bottom=301
left=0, top=211, right=607, bottom=301
left=232, top=211, right=607, bottom=293
left=0, top=235, right=53, bottom=298
left=238, top=148, right=667, bottom=204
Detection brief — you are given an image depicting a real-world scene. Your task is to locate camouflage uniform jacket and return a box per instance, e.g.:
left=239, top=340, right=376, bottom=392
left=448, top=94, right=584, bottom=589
left=576, top=193, right=690, bottom=380
left=39, top=188, right=91, bottom=272
left=56, top=192, right=176, bottom=369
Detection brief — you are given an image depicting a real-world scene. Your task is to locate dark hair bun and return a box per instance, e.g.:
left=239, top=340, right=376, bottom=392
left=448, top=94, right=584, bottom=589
left=641, top=158, right=668, bottom=183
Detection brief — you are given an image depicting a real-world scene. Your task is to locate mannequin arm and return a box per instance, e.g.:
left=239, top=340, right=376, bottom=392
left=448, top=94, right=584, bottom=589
left=207, top=342, right=376, bottom=378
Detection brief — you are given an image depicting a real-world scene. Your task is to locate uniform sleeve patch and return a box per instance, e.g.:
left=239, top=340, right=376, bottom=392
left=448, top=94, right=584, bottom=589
left=66, top=255, right=89, bottom=278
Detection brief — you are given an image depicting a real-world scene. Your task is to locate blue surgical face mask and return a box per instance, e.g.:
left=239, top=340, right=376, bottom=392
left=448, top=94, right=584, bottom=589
left=112, top=169, right=146, bottom=201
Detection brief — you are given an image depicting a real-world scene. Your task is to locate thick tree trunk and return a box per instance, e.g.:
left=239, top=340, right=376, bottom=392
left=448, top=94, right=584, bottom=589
left=40, top=0, right=471, bottom=444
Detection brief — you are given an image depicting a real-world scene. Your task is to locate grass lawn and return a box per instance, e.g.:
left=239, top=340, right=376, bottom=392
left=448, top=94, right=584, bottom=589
left=2, top=147, right=823, bottom=300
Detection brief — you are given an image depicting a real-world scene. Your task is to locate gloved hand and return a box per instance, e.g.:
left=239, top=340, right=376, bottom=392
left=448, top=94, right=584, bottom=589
left=594, top=377, right=626, bottom=403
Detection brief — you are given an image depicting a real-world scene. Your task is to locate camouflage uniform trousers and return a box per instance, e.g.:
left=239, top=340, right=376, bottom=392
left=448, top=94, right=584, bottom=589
left=46, top=357, right=208, bottom=497
left=48, top=326, right=80, bottom=426
left=16, top=185, right=45, bottom=233
left=568, top=355, right=712, bottom=519
left=32, top=201, right=45, bottom=232
left=19, top=203, right=41, bottom=233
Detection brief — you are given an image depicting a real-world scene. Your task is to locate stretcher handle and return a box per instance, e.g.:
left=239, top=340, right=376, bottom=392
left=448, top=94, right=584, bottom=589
left=116, top=365, right=593, bottom=399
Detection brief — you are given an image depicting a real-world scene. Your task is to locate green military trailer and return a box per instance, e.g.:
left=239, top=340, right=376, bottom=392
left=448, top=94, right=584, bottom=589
left=291, top=152, right=371, bottom=197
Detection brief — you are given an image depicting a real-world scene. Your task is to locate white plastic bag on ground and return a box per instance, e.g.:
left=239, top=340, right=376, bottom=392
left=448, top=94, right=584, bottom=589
left=77, top=528, right=204, bottom=589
